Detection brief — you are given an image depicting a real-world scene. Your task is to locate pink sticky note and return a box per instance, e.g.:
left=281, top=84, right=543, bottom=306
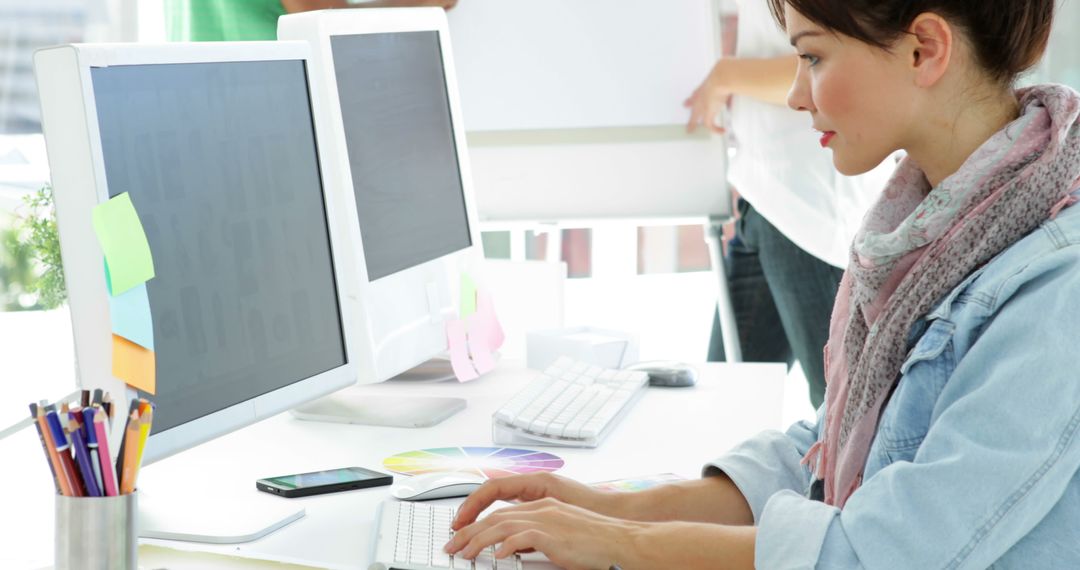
left=446, top=318, right=479, bottom=382
left=466, top=314, right=496, bottom=375
left=475, top=290, right=506, bottom=352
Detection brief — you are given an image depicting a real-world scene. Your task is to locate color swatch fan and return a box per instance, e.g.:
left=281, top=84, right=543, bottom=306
left=383, top=447, right=564, bottom=479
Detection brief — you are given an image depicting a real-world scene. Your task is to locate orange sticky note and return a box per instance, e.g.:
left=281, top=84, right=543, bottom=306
left=112, top=334, right=156, bottom=394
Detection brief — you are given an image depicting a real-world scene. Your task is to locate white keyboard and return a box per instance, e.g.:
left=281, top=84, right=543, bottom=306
left=492, top=357, right=649, bottom=448
left=369, top=501, right=521, bottom=570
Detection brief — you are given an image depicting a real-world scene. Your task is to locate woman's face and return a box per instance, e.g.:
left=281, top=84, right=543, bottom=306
left=785, top=6, right=917, bottom=175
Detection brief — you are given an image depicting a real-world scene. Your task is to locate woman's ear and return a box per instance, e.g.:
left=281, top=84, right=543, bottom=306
left=905, top=13, right=953, bottom=88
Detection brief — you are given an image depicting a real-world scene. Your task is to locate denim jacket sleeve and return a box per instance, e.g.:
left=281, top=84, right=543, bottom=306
left=702, top=405, right=822, bottom=522
left=749, top=245, right=1080, bottom=569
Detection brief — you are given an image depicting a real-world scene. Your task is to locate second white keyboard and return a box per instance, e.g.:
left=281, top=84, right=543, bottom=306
left=492, top=357, right=649, bottom=448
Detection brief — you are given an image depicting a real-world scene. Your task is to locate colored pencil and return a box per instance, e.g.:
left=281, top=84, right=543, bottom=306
left=82, top=407, right=106, bottom=493
left=114, top=399, right=139, bottom=482
left=67, top=419, right=102, bottom=497
left=119, top=410, right=141, bottom=495
left=135, top=404, right=152, bottom=469
left=45, top=406, right=85, bottom=497
left=92, top=410, right=119, bottom=496
left=29, top=404, right=63, bottom=495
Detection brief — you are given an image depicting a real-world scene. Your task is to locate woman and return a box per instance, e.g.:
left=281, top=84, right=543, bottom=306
left=444, top=1, right=1080, bottom=568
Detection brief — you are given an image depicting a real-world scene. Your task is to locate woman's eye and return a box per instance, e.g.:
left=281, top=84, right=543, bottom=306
left=799, top=53, right=820, bottom=67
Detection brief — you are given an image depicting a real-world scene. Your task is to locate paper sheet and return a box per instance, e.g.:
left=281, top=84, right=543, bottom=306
left=445, top=318, right=479, bottom=382
left=92, top=192, right=155, bottom=296
left=112, top=334, right=156, bottom=394
left=108, top=283, right=154, bottom=350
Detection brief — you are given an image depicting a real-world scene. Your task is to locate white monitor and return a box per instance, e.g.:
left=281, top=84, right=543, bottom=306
left=279, top=8, right=484, bottom=425
left=34, top=41, right=357, bottom=541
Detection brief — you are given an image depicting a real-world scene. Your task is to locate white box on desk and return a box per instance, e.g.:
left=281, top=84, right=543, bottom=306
left=525, top=326, right=638, bottom=371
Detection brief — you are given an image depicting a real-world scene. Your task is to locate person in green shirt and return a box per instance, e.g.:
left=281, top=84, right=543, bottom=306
left=166, top=0, right=459, bottom=42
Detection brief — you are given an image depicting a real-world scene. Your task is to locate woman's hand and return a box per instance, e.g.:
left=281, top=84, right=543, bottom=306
left=451, top=472, right=617, bottom=531
left=445, top=497, right=644, bottom=569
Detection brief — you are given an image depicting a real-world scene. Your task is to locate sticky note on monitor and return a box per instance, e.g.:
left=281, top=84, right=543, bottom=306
left=112, top=334, right=156, bottom=395
left=460, top=273, right=477, bottom=318
left=92, top=193, right=155, bottom=296
left=446, top=318, right=479, bottom=382
left=108, top=283, right=154, bottom=350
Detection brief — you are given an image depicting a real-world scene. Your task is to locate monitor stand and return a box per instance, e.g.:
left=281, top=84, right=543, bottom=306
left=290, top=357, right=467, bottom=428
left=137, top=487, right=305, bottom=544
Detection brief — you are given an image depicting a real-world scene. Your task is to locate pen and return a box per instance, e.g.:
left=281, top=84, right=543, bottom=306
left=92, top=410, right=119, bottom=496
left=83, top=407, right=106, bottom=494
left=81, top=389, right=90, bottom=408
left=29, top=404, right=63, bottom=495
left=67, top=418, right=102, bottom=497
left=119, top=410, right=141, bottom=495
left=45, top=406, right=85, bottom=497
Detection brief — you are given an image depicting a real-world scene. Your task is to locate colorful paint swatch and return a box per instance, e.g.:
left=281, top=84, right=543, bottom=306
left=112, top=334, right=156, bottom=394
left=590, top=473, right=686, bottom=492
left=92, top=192, right=155, bottom=296
left=108, top=282, right=154, bottom=350
left=383, top=447, right=564, bottom=480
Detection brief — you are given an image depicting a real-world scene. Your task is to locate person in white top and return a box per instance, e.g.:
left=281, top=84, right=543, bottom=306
left=685, top=0, right=893, bottom=407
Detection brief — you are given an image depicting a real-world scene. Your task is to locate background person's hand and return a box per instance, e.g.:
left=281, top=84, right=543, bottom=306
left=685, top=59, right=735, bottom=134
left=445, top=498, right=643, bottom=569
left=451, top=472, right=613, bottom=531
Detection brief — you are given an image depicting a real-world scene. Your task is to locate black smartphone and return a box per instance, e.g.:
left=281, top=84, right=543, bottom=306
left=256, top=466, right=393, bottom=498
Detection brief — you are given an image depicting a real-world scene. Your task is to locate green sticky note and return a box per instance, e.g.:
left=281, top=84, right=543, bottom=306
left=91, top=193, right=155, bottom=296
left=103, top=259, right=113, bottom=295
left=460, top=273, right=477, bottom=318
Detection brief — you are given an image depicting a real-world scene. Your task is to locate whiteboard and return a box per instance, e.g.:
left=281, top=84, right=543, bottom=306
left=447, top=0, right=720, bottom=132
left=446, top=0, right=731, bottom=222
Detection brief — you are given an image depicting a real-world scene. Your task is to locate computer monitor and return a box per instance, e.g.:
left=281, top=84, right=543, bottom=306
left=34, top=41, right=357, bottom=541
left=279, top=9, right=484, bottom=426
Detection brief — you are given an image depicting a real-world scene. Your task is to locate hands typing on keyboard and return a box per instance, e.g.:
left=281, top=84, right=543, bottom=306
left=371, top=357, right=659, bottom=570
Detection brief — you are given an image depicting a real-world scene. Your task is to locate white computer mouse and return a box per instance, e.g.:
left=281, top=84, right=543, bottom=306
left=391, top=471, right=487, bottom=501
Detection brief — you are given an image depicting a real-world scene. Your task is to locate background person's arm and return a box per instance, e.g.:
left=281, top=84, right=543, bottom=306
left=686, top=55, right=798, bottom=133
left=281, top=0, right=458, bottom=13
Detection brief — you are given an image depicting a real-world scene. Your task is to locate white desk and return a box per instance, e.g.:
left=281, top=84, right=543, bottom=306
left=0, top=360, right=785, bottom=569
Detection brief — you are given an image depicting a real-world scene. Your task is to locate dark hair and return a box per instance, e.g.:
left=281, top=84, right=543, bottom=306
left=767, top=0, right=1055, bottom=84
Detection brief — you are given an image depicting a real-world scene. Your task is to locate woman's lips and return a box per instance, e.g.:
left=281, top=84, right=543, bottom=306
left=819, top=131, right=836, bottom=147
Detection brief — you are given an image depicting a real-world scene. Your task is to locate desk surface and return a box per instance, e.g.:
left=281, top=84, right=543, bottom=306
left=0, top=360, right=785, bottom=570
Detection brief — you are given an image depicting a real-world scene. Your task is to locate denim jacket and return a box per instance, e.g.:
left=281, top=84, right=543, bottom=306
left=706, top=192, right=1080, bottom=569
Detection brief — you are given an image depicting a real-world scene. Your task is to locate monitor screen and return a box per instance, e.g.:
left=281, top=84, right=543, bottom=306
left=331, top=31, right=472, bottom=281
left=91, top=60, right=347, bottom=433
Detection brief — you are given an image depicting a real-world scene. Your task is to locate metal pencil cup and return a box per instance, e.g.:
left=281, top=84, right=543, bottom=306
left=55, top=492, right=137, bottom=570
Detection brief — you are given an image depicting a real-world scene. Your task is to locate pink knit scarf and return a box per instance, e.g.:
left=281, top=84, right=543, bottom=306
left=812, top=84, right=1080, bottom=508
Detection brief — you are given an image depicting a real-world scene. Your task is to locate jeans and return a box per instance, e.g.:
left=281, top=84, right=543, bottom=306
left=707, top=199, right=844, bottom=408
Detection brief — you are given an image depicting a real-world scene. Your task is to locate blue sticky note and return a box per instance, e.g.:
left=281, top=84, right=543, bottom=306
left=108, top=283, right=154, bottom=350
